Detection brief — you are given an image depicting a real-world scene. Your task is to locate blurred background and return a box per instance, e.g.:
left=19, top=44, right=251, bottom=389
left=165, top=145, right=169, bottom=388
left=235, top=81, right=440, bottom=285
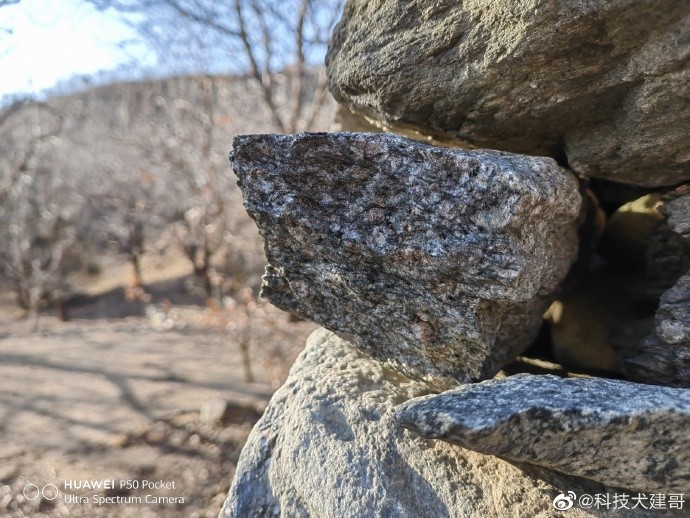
left=0, top=1, right=344, bottom=516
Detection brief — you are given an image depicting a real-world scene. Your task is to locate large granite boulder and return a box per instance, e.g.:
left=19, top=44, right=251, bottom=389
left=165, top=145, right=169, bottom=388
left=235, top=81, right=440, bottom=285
left=231, top=132, right=581, bottom=389
left=326, top=0, right=690, bottom=186
left=222, top=329, right=632, bottom=518
left=396, top=374, right=690, bottom=494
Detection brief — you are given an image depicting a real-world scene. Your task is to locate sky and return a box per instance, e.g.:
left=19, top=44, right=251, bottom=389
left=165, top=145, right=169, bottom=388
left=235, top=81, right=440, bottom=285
left=0, top=0, right=150, bottom=98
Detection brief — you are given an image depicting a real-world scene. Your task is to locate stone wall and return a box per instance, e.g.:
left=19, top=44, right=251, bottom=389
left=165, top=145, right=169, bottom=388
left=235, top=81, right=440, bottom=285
left=222, top=1, right=690, bottom=516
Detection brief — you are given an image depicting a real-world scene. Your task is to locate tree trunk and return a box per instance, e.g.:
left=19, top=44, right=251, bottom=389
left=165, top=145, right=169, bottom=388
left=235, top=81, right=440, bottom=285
left=131, top=253, right=144, bottom=289
left=239, top=337, right=254, bottom=383
left=27, top=305, right=40, bottom=332
left=15, top=282, right=29, bottom=310
left=194, top=264, right=213, bottom=300
left=56, top=299, right=70, bottom=322
left=201, top=267, right=212, bottom=300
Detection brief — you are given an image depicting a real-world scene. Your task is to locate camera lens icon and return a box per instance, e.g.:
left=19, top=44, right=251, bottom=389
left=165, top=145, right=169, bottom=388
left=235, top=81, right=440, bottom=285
left=23, top=484, right=59, bottom=501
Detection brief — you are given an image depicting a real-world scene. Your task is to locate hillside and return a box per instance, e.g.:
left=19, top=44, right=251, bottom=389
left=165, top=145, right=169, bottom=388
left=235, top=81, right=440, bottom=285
left=0, top=71, right=338, bottom=312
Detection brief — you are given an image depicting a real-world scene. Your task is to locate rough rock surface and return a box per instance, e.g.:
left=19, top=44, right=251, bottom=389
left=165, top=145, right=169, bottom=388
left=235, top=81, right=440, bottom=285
left=625, top=271, right=690, bottom=386
left=222, top=329, right=634, bottom=518
left=645, top=190, right=690, bottom=298
left=625, top=190, right=690, bottom=386
left=664, top=189, right=690, bottom=239
left=396, top=374, right=690, bottom=493
left=326, top=0, right=690, bottom=186
left=232, top=132, right=581, bottom=389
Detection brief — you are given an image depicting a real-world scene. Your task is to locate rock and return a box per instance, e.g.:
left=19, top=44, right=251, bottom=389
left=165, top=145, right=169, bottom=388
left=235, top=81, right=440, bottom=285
left=624, top=271, right=690, bottom=386
left=335, top=105, right=470, bottom=149
left=222, top=329, right=618, bottom=518
left=646, top=190, right=690, bottom=290
left=199, top=398, right=263, bottom=425
left=395, top=374, right=690, bottom=493
left=664, top=187, right=690, bottom=239
left=200, top=398, right=230, bottom=424
left=589, top=180, right=661, bottom=214
left=334, top=105, right=383, bottom=133
left=547, top=270, right=625, bottom=373
left=597, top=194, right=666, bottom=274
left=231, top=132, right=581, bottom=389
left=326, top=0, right=690, bottom=186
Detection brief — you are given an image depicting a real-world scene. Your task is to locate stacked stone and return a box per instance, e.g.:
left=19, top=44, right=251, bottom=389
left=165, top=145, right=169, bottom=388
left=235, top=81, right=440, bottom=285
left=232, top=132, right=581, bottom=390
left=222, top=1, right=689, bottom=516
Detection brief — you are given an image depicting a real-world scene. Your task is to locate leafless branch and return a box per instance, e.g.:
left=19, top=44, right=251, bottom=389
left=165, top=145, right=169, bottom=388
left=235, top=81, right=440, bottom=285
left=86, top=0, right=343, bottom=133
left=235, top=0, right=286, bottom=132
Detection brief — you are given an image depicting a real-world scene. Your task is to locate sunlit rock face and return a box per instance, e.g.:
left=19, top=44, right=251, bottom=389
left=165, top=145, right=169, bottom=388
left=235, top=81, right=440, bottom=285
left=396, top=374, right=690, bottom=494
left=232, top=132, right=581, bottom=389
left=326, top=0, right=690, bottom=187
left=222, top=330, right=612, bottom=518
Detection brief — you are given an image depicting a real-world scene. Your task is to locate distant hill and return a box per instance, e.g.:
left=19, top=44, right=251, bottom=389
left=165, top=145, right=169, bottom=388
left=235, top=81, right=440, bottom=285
left=2, top=70, right=338, bottom=169
left=0, top=71, right=338, bottom=306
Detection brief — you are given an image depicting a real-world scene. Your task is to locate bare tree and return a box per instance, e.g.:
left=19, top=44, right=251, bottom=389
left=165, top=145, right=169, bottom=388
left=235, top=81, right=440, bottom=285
left=163, top=77, right=224, bottom=297
left=216, top=286, right=315, bottom=386
left=78, top=2, right=345, bottom=367
left=130, top=76, right=232, bottom=299
left=89, top=173, right=164, bottom=294
left=0, top=1, right=22, bottom=58
left=80, top=1, right=343, bottom=305
left=89, top=0, right=344, bottom=133
left=0, top=101, right=87, bottom=327
left=0, top=98, right=51, bottom=205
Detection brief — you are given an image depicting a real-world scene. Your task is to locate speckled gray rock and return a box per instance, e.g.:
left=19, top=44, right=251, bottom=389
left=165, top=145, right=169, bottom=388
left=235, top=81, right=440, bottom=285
left=664, top=191, right=690, bottom=239
left=646, top=190, right=690, bottom=299
left=625, top=271, right=690, bottom=386
left=231, top=132, right=581, bottom=389
left=628, top=190, right=690, bottom=387
left=222, top=329, right=635, bottom=518
left=396, top=374, right=690, bottom=493
left=326, top=0, right=690, bottom=186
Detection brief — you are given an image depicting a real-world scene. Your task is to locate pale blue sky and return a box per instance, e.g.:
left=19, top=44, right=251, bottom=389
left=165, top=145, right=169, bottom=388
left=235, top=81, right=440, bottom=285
left=0, top=0, right=150, bottom=97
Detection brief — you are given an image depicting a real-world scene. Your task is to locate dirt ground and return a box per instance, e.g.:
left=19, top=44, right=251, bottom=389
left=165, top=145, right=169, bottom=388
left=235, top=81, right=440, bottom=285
left=0, top=256, right=315, bottom=517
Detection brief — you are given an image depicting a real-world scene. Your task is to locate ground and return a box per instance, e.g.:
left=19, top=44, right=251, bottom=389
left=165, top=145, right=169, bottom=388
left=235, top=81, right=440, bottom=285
left=0, top=253, right=315, bottom=517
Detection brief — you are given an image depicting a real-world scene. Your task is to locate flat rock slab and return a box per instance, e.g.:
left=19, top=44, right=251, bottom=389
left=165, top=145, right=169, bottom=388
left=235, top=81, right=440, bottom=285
left=396, top=374, right=690, bottom=493
left=327, top=0, right=690, bottom=186
left=222, top=329, right=633, bottom=518
left=232, top=132, right=581, bottom=389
